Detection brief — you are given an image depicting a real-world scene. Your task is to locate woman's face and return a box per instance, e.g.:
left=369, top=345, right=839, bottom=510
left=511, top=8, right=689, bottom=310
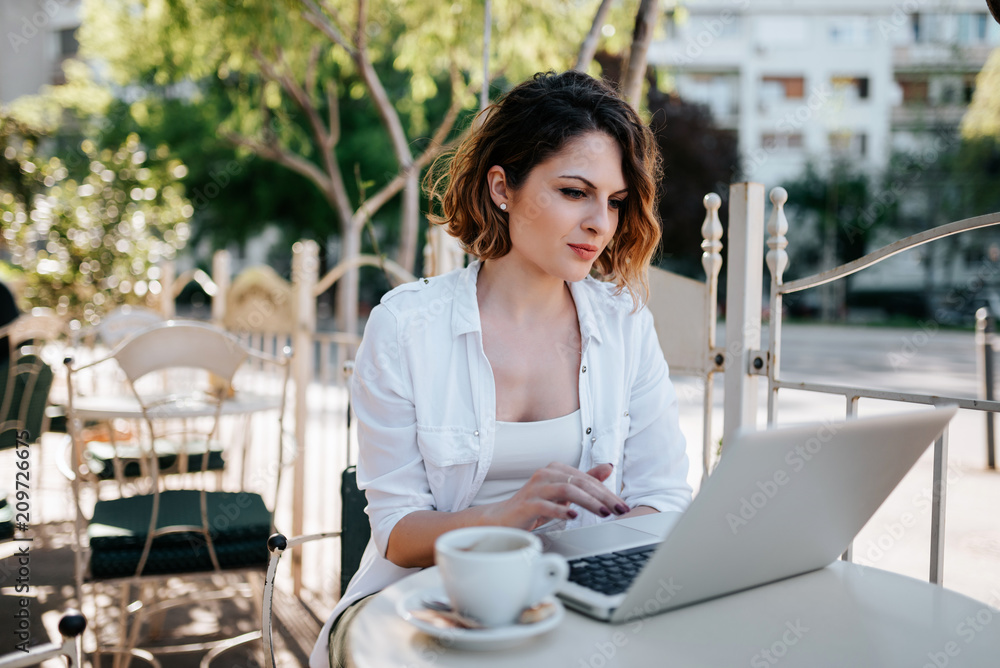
left=491, top=131, right=627, bottom=284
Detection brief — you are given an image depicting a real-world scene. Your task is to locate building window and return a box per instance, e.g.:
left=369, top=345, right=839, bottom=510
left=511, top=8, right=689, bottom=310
left=958, top=13, right=989, bottom=44
left=964, top=74, right=977, bottom=104
left=832, top=76, right=870, bottom=101
left=829, top=132, right=867, bottom=158
left=760, top=76, right=805, bottom=104
left=828, top=17, right=872, bottom=46
left=762, top=133, right=804, bottom=151
left=59, top=27, right=79, bottom=58
left=897, top=77, right=929, bottom=105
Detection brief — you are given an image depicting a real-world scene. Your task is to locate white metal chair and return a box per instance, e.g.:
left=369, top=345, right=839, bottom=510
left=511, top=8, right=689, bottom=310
left=260, top=361, right=367, bottom=668
left=65, top=320, right=292, bottom=666
left=0, top=309, right=64, bottom=449
left=646, top=193, right=725, bottom=478
left=0, top=610, right=86, bottom=668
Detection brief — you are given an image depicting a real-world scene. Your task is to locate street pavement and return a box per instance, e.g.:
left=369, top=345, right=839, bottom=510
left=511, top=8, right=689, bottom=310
left=673, top=322, right=1000, bottom=610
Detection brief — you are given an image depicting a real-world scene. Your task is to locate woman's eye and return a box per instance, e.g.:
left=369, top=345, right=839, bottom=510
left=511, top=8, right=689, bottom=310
left=610, top=199, right=626, bottom=211
left=560, top=188, right=586, bottom=199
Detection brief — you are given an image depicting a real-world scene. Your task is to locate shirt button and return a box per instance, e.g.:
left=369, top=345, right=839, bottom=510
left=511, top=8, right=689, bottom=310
left=581, top=365, right=587, bottom=373
left=591, top=437, right=597, bottom=444
left=474, top=430, right=480, bottom=437
left=624, top=411, right=629, bottom=417
left=586, top=427, right=592, bottom=435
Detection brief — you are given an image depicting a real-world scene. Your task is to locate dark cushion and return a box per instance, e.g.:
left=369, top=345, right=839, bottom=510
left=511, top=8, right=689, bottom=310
left=0, top=354, right=54, bottom=450
left=85, top=439, right=225, bottom=479
left=88, top=490, right=272, bottom=578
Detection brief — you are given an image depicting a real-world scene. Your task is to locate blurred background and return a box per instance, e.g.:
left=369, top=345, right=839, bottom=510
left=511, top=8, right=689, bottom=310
left=2, top=0, right=998, bottom=331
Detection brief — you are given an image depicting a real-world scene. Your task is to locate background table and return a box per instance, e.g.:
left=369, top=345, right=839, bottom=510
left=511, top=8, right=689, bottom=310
left=351, top=561, right=1000, bottom=667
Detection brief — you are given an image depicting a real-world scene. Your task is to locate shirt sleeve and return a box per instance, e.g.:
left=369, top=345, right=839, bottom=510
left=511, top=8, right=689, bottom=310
left=619, top=307, right=693, bottom=513
left=351, top=304, right=435, bottom=558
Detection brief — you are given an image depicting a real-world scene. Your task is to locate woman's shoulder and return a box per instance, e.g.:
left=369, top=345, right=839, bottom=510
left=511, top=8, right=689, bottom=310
left=377, top=267, right=463, bottom=312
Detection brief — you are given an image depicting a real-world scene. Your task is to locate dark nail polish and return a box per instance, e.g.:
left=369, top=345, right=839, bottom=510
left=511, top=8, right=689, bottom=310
left=615, top=503, right=629, bottom=515
left=568, top=509, right=578, bottom=519
left=599, top=506, right=611, bottom=517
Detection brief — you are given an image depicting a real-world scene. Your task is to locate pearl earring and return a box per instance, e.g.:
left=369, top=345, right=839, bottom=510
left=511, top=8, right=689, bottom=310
left=499, top=202, right=507, bottom=211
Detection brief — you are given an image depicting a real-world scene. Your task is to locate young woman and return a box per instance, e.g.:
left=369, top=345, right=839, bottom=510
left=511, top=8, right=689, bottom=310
left=311, top=70, right=692, bottom=668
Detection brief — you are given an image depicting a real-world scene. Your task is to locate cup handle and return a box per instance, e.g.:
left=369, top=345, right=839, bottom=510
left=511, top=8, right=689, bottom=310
left=528, top=554, right=569, bottom=605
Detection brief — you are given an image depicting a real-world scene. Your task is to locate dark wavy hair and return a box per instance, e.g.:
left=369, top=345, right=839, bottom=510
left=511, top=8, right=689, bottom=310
left=426, top=70, right=663, bottom=309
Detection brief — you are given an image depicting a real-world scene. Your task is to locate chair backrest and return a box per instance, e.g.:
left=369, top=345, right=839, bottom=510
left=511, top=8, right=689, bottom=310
left=645, top=193, right=724, bottom=479
left=96, top=304, right=165, bottom=347
left=111, top=320, right=250, bottom=383
left=0, top=310, right=64, bottom=449
left=648, top=268, right=712, bottom=377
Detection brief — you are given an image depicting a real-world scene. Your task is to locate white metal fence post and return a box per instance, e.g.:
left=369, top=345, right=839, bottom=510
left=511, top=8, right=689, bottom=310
left=766, top=186, right=789, bottom=425
left=701, top=193, right=724, bottom=476
left=211, top=249, right=231, bottom=326
left=291, top=240, right=319, bottom=595
left=723, top=182, right=765, bottom=448
left=159, top=261, right=176, bottom=319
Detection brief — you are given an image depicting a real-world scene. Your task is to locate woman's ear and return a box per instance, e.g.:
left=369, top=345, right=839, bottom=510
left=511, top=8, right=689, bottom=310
left=486, top=166, right=509, bottom=210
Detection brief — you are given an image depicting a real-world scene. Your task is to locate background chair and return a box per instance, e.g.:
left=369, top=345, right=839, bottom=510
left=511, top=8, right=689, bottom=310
left=65, top=320, right=292, bottom=666
left=0, top=309, right=65, bottom=538
left=0, top=610, right=86, bottom=668
left=260, top=360, right=369, bottom=668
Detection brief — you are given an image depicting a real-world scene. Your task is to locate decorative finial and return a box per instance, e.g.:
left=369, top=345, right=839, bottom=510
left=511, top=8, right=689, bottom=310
left=701, top=193, right=723, bottom=282
left=766, top=187, right=789, bottom=285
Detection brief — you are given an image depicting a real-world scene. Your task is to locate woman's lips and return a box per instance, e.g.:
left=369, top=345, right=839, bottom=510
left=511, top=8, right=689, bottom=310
left=568, top=244, right=597, bottom=260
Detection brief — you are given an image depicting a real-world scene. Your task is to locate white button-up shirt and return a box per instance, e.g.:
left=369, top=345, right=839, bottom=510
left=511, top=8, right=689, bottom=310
left=311, top=260, right=691, bottom=666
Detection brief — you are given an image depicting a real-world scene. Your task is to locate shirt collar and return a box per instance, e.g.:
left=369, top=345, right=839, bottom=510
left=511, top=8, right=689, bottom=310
left=451, top=259, right=603, bottom=346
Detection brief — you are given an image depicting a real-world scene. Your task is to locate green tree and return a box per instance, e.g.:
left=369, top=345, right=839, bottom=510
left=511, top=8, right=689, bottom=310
left=781, top=161, right=894, bottom=320
left=78, top=0, right=617, bottom=333
left=1, top=119, right=191, bottom=324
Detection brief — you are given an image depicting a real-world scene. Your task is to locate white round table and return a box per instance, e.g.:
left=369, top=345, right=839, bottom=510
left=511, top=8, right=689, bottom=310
left=351, top=561, right=1000, bottom=667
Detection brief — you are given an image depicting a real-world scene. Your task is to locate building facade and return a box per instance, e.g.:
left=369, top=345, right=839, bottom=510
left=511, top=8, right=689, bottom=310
left=651, top=0, right=1000, bottom=186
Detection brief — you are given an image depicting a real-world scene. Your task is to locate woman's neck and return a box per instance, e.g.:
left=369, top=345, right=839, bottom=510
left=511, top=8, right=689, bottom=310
left=476, top=256, right=575, bottom=326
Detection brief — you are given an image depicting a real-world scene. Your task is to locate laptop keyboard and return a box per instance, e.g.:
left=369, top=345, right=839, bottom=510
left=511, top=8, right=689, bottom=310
left=567, top=544, right=656, bottom=595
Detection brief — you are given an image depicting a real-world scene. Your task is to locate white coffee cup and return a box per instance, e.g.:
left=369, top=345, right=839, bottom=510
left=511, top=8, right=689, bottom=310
left=434, top=526, right=569, bottom=628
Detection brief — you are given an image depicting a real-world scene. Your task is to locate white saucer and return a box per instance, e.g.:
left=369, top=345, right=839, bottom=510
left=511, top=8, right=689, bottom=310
left=396, top=585, right=564, bottom=651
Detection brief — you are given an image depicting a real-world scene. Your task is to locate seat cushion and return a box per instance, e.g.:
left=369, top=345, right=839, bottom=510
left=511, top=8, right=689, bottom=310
left=85, top=439, right=226, bottom=479
left=88, top=490, right=271, bottom=578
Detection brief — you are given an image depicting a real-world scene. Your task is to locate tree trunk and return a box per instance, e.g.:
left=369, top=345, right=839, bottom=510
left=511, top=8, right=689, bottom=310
left=621, top=0, right=660, bottom=109
left=397, top=172, right=420, bottom=273
left=575, top=0, right=613, bottom=71
left=336, top=221, right=363, bottom=336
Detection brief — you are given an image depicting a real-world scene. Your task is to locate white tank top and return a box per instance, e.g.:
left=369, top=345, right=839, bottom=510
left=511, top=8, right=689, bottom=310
left=470, top=409, right=583, bottom=507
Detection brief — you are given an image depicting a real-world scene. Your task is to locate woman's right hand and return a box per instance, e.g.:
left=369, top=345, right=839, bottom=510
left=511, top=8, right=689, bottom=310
left=482, top=462, right=631, bottom=531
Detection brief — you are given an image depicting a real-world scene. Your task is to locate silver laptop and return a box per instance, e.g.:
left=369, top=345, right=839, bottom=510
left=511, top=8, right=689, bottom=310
left=542, top=406, right=957, bottom=622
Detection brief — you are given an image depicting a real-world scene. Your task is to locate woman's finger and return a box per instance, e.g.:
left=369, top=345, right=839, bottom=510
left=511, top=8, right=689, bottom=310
left=556, top=465, right=629, bottom=515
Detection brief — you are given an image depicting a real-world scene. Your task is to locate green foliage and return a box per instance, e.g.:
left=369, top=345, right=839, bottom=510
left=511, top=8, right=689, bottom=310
left=0, top=124, right=191, bottom=324
left=782, top=161, right=890, bottom=267
left=76, top=0, right=616, bottom=252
